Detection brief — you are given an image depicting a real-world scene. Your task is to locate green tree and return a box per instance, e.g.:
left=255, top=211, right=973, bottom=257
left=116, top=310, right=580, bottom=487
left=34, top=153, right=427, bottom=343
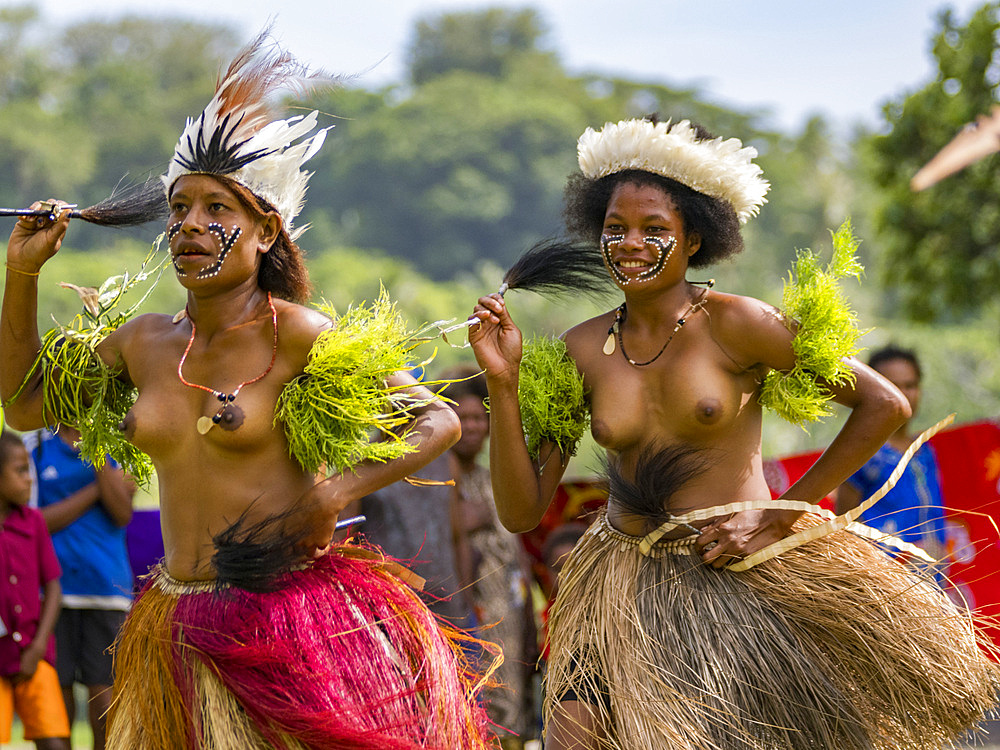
left=864, top=2, right=1000, bottom=321
left=407, top=7, right=554, bottom=85
left=0, top=7, right=96, bottom=208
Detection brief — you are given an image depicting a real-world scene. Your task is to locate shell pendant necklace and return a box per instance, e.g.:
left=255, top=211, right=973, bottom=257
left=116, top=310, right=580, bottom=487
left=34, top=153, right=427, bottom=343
left=603, top=281, right=714, bottom=366
left=177, top=292, right=279, bottom=434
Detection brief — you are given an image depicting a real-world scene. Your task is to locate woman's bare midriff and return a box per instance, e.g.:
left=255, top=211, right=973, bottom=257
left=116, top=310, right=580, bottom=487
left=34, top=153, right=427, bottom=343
left=570, top=305, right=773, bottom=539
left=110, top=311, right=318, bottom=581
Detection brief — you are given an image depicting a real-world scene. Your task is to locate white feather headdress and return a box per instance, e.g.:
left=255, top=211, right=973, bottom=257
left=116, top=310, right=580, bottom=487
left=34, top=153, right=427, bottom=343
left=162, top=30, right=341, bottom=240
left=577, top=119, right=769, bottom=223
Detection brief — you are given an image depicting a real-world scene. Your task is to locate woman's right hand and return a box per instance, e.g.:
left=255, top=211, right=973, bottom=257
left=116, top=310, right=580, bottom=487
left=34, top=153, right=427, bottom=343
left=468, top=292, right=523, bottom=383
left=7, top=200, right=72, bottom=273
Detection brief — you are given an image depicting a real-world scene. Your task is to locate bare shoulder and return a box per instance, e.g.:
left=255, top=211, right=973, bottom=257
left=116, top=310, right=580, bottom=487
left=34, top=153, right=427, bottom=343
left=100, top=311, right=175, bottom=353
left=274, top=298, right=333, bottom=361
left=562, top=309, right=617, bottom=368
left=95, top=312, right=175, bottom=382
left=702, top=290, right=795, bottom=372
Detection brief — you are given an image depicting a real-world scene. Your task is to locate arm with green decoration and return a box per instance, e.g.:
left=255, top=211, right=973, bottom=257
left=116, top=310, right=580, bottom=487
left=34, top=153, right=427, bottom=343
left=274, top=293, right=461, bottom=544
left=694, top=220, right=912, bottom=565
left=761, top=221, right=912, bottom=499
left=2, top=205, right=160, bottom=485
left=1, top=203, right=75, bottom=429
left=469, top=291, right=589, bottom=533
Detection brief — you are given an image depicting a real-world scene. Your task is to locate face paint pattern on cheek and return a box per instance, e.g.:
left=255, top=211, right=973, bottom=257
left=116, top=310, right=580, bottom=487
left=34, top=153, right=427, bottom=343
left=168, top=222, right=184, bottom=273
left=601, top=234, right=675, bottom=286
left=196, top=224, right=242, bottom=279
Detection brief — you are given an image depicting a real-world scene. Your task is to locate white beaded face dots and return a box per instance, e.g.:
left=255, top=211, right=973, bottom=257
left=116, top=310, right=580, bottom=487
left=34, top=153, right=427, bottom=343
left=168, top=221, right=184, bottom=274
left=168, top=222, right=242, bottom=279
left=198, top=224, right=241, bottom=279
left=600, top=234, right=675, bottom=286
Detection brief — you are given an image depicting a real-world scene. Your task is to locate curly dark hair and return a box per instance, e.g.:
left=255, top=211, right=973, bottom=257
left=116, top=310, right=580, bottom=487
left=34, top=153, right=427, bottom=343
left=562, top=121, right=745, bottom=267
left=436, top=364, right=488, bottom=403
left=0, top=431, right=25, bottom=472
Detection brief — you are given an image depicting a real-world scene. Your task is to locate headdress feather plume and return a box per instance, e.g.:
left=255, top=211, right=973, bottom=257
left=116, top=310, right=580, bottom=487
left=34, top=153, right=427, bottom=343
left=162, top=26, right=345, bottom=239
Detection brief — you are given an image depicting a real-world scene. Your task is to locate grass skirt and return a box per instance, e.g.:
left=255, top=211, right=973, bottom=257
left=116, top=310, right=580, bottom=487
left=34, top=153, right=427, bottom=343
left=545, top=511, right=1000, bottom=750
left=107, top=545, right=495, bottom=750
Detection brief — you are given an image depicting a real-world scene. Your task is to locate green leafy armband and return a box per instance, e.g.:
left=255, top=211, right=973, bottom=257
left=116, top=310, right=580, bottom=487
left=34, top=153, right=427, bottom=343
left=7, top=242, right=164, bottom=485
left=759, top=219, right=867, bottom=426
left=276, top=291, right=440, bottom=475
left=517, top=335, right=589, bottom=461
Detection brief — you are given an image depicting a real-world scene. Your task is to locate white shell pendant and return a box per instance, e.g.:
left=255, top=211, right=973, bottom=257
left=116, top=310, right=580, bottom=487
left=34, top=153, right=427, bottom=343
left=196, top=416, right=215, bottom=435
left=603, top=331, right=616, bottom=356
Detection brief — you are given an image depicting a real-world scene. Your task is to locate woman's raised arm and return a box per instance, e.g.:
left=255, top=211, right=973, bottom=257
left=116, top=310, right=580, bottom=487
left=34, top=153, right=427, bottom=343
left=1, top=203, right=72, bottom=429
left=469, top=292, right=569, bottom=533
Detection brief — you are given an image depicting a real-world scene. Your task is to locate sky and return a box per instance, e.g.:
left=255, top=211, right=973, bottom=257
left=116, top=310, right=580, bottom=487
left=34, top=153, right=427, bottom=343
left=14, top=0, right=993, bottom=131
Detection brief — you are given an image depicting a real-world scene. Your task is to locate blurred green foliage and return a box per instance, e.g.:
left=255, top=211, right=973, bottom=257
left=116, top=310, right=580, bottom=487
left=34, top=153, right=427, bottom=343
left=865, top=2, right=1000, bottom=321
left=1, top=2, right=999, bottom=472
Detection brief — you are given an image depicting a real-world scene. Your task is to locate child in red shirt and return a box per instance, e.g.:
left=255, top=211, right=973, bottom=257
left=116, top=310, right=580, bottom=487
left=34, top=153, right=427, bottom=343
left=0, top=431, right=69, bottom=749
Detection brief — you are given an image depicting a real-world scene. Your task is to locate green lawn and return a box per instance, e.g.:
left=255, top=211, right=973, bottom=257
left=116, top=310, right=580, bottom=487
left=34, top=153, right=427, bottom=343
left=5, top=719, right=91, bottom=748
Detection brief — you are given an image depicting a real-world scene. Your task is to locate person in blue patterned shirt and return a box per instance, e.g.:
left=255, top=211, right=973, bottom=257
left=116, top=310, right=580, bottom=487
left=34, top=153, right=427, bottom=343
left=836, top=345, right=948, bottom=564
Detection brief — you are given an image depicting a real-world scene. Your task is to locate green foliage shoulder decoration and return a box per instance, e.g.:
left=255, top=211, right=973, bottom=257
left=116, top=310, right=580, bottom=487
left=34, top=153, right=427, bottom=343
left=759, top=219, right=866, bottom=426
left=276, top=290, right=441, bottom=475
left=517, top=335, right=589, bottom=461
left=6, top=240, right=165, bottom=485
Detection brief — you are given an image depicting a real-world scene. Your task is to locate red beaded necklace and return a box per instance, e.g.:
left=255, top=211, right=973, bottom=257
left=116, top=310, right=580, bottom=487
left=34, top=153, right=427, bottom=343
left=177, top=292, right=279, bottom=434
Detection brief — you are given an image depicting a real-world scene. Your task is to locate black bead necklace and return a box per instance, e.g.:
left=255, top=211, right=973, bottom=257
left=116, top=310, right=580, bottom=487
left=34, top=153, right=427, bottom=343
left=604, top=281, right=714, bottom=367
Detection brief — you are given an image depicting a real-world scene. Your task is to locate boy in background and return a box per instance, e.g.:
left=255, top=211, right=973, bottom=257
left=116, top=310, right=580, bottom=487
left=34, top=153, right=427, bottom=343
left=0, top=430, right=70, bottom=749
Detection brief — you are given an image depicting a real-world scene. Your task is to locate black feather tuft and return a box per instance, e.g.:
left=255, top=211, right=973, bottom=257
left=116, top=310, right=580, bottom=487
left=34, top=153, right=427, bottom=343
left=211, top=503, right=312, bottom=592
left=174, top=110, right=276, bottom=176
left=605, top=443, right=710, bottom=531
left=501, top=238, right=615, bottom=298
left=77, top=177, right=168, bottom=227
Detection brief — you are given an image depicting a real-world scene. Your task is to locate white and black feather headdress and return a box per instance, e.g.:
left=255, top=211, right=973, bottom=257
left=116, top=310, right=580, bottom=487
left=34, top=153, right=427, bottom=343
left=162, top=28, right=343, bottom=239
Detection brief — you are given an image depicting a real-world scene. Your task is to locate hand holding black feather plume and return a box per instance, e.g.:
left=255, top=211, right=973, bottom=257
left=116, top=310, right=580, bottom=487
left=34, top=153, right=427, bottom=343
left=0, top=178, right=167, bottom=227
left=443, top=238, right=614, bottom=340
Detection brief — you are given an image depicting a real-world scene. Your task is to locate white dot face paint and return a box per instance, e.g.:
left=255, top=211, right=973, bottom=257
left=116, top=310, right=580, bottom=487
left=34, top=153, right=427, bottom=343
left=600, top=234, right=675, bottom=286
left=168, top=221, right=184, bottom=273
left=196, top=224, right=242, bottom=279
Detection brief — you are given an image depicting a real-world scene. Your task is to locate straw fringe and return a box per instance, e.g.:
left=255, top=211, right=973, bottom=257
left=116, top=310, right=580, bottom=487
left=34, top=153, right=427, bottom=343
left=545, top=512, right=1000, bottom=750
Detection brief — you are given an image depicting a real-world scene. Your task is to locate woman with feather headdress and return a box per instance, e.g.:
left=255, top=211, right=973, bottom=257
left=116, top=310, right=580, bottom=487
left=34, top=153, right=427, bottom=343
left=1, top=31, right=494, bottom=749
left=469, top=117, right=999, bottom=749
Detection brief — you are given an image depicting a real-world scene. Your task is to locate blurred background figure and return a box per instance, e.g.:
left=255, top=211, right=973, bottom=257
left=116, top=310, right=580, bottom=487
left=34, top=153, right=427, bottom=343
left=441, top=365, right=538, bottom=749
left=836, top=346, right=948, bottom=566
left=355, top=449, right=474, bottom=628
left=537, top=521, right=588, bottom=671
left=24, top=426, right=133, bottom=750
left=0, top=430, right=70, bottom=750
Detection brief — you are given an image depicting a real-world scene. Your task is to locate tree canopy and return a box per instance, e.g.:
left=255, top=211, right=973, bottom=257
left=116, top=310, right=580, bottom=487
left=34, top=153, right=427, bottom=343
left=864, top=2, right=1000, bottom=321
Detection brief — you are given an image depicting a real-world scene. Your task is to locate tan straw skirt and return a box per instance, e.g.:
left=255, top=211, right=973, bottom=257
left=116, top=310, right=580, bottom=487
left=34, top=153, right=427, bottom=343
left=545, top=510, right=999, bottom=750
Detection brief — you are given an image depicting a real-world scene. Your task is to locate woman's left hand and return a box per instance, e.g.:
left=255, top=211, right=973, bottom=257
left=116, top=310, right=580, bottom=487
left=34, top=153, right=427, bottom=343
left=696, top=508, right=800, bottom=569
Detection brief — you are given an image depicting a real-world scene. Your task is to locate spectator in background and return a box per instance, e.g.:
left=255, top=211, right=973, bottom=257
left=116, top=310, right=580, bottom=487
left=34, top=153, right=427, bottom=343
left=355, top=451, right=474, bottom=627
left=835, top=346, right=949, bottom=564
left=538, top=522, right=588, bottom=662
left=0, top=430, right=70, bottom=750
left=441, top=365, right=538, bottom=749
left=25, top=426, right=134, bottom=750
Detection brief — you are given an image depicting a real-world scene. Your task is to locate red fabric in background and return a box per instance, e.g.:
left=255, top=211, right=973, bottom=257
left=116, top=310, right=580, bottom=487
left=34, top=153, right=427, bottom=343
left=762, top=420, right=1000, bottom=650
left=520, top=481, right=607, bottom=597
left=926, top=420, right=1000, bottom=646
